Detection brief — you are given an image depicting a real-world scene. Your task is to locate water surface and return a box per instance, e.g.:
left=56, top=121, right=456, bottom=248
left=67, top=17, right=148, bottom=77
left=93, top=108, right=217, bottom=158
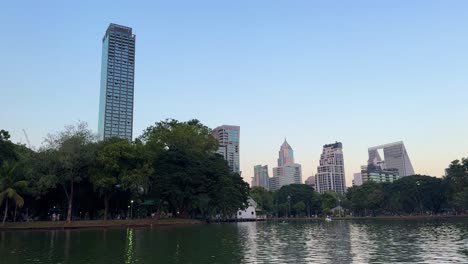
left=1, top=219, right=467, bottom=263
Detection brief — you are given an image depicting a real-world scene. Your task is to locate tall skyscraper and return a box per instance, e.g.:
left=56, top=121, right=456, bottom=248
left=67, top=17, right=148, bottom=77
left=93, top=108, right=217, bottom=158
left=252, top=165, right=270, bottom=190
left=212, top=125, right=240, bottom=173
left=368, top=141, right=415, bottom=177
left=270, top=140, right=302, bottom=191
left=98, top=23, right=136, bottom=141
left=278, top=139, right=294, bottom=166
left=315, top=142, right=346, bottom=194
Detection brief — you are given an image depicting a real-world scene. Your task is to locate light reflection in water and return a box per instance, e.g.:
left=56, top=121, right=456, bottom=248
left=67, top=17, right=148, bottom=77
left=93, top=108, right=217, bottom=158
left=0, top=219, right=467, bottom=263
left=125, top=228, right=134, bottom=264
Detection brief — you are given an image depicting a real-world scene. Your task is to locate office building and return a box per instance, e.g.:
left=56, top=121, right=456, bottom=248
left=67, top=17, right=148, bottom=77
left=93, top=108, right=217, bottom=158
left=352, top=173, right=363, bottom=186
left=98, top=23, right=136, bottom=141
left=212, top=125, right=240, bottom=173
left=315, top=142, right=346, bottom=194
left=252, top=165, right=270, bottom=190
left=360, top=165, right=400, bottom=184
left=278, top=139, right=294, bottom=167
left=368, top=141, right=414, bottom=177
left=305, top=176, right=316, bottom=190
left=270, top=140, right=302, bottom=191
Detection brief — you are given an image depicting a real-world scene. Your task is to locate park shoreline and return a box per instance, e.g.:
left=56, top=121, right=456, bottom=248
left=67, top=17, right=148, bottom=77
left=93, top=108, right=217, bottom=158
left=2, top=215, right=467, bottom=231
left=0, top=218, right=204, bottom=231
left=268, top=215, right=468, bottom=221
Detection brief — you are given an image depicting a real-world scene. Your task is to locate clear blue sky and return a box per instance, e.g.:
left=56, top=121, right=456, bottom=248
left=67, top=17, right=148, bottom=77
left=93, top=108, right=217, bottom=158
left=2, top=1, right=468, bottom=186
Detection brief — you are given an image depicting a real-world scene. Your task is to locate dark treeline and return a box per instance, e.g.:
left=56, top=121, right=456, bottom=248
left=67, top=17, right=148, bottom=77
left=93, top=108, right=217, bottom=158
left=251, top=160, right=468, bottom=218
left=0, top=119, right=249, bottom=225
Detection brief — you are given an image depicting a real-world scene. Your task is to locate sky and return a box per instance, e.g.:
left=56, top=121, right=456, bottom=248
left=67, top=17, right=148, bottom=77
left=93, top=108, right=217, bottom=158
left=1, top=1, right=468, bottom=186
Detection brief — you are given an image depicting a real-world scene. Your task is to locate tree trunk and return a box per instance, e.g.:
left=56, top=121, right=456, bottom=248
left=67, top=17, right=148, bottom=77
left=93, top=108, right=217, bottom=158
left=13, top=204, right=17, bottom=222
left=104, top=193, right=109, bottom=221
left=2, top=199, right=9, bottom=226
left=66, top=181, right=74, bottom=223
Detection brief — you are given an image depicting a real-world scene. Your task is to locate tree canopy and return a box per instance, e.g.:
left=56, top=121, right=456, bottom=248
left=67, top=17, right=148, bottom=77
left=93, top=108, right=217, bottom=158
left=0, top=121, right=466, bottom=223
left=0, top=119, right=250, bottom=223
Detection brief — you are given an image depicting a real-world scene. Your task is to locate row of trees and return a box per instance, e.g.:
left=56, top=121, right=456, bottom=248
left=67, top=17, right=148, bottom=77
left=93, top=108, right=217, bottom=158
left=250, top=184, right=344, bottom=217
left=1, top=121, right=466, bottom=224
left=346, top=159, right=468, bottom=216
left=0, top=119, right=249, bottom=225
left=250, top=159, right=468, bottom=217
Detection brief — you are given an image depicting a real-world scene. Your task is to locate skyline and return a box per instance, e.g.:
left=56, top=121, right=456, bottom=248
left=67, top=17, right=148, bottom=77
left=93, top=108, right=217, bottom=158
left=2, top=1, right=468, bottom=186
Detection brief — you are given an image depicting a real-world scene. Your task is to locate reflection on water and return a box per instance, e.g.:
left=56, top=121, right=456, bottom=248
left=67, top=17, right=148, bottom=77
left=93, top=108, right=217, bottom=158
left=125, top=228, right=134, bottom=264
left=0, top=219, right=467, bottom=263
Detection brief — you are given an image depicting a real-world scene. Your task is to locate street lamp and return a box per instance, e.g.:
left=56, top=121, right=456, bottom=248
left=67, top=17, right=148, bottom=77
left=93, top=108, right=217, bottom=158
left=416, top=181, right=422, bottom=215
left=338, top=199, right=342, bottom=217
left=130, top=200, right=134, bottom=219
left=287, top=195, right=291, bottom=218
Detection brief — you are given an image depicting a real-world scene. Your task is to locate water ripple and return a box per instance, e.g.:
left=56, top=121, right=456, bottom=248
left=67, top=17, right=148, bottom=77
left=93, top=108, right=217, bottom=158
left=0, top=219, right=467, bottom=263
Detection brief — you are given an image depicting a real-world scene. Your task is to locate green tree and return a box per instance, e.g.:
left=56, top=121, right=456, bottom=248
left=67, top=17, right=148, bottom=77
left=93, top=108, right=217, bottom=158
left=0, top=161, right=28, bottom=225
left=90, top=138, right=142, bottom=220
left=143, top=119, right=248, bottom=219
left=274, top=184, right=318, bottom=217
left=43, top=122, right=96, bottom=222
left=249, top=186, right=273, bottom=213
left=293, top=201, right=306, bottom=216
left=321, top=192, right=338, bottom=215
left=0, top=130, right=17, bottom=166
left=453, top=187, right=468, bottom=212
left=445, top=158, right=468, bottom=213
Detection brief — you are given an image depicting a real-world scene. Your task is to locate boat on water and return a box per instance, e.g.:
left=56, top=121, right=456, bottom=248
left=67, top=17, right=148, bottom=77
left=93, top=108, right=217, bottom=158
left=325, top=216, right=332, bottom=222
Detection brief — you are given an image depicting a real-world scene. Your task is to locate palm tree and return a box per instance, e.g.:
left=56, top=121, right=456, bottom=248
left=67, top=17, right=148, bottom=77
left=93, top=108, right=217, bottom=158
left=0, top=161, right=28, bottom=226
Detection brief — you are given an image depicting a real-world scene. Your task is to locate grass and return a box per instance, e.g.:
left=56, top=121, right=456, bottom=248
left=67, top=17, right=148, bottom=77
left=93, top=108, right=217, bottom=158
left=0, top=218, right=204, bottom=231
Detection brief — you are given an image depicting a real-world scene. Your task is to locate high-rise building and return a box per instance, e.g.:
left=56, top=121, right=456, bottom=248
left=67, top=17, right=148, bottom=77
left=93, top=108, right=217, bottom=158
left=278, top=139, right=294, bottom=167
left=270, top=140, right=302, bottom=191
left=98, top=23, right=136, bottom=141
left=305, top=176, right=316, bottom=190
left=352, top=173, right=363, bottom=186
left=212, top=125, right=240, bottom=173
left=368, top=141, right=414, bottom=177
left=315, top=142, right=346, bottom=194
left=252, top=165, right=270, bottom=190
left=360, top=164, right=400, bottom=184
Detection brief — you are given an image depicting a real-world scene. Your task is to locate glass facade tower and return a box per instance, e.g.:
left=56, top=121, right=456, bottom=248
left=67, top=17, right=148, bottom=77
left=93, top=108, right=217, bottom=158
left=98, top=23, right=135, bottom=141
left=278, top=139, right=294, bottom=167
left=212, top=125, right=240, bottom=173
left=270, top=140, right=302, bottom=191
left=252, top=165, right=270, bottom=190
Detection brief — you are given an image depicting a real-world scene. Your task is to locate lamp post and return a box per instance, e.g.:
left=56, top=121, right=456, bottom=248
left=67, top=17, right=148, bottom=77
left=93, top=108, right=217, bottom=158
left=287, top=195, right=291, bottom=218
left=130, top=200, right=134, bottom=219
left=416, top=181, right=422, bottom=215
left=338, top=199, right=342, bottom=217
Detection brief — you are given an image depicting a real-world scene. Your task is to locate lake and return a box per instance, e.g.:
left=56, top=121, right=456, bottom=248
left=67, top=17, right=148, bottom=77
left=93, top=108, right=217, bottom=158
left=1, top=219, right=467, bottom=263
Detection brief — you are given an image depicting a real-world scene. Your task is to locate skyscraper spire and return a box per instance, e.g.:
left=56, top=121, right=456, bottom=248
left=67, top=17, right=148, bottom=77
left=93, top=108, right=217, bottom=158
left=270, top=139, right=302, bottom=191
left=278, top=139, right=294, bottom=167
